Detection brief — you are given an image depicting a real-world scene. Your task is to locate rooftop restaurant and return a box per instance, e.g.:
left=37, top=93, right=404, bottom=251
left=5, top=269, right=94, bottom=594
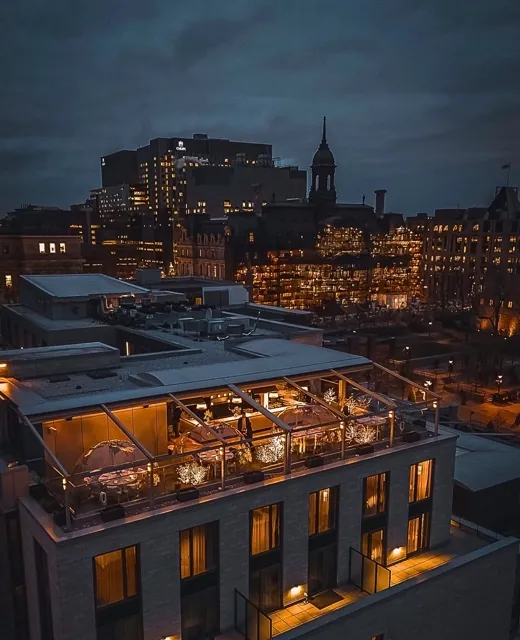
left=0, top=339, right=440, bottom=531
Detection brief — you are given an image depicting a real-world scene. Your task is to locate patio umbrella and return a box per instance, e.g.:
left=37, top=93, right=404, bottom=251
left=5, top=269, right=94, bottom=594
left=74, top=439, right=142, bottom=474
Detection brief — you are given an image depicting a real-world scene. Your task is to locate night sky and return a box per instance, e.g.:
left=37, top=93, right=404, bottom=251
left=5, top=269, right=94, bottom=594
left=2, top=0, right=519, bottom=215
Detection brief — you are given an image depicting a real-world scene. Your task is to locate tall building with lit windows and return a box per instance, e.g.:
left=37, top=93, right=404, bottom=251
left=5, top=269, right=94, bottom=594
left=0, top=330, right=517, bottom=640
left=408, top=186, right=520, bottom=331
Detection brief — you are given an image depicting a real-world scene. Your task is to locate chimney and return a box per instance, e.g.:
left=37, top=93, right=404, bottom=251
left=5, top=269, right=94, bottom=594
left=375, top=189, right=387, bottom=217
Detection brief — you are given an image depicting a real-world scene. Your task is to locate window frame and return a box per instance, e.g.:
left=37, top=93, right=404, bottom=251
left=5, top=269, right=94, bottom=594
left=179, top=521, right=219, bottom=581
left=409, top=459, right=434, bottom=504
left=93, top=545, right=140, bottom=611
left=250, top=503, right=282, bottom=557
left=308, top=486, right=338, bottom=537
left=362, top=472, right=388, bottom=518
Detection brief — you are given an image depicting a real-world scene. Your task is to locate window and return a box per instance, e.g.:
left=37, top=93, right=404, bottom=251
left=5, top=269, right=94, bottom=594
left=363, top=473, right=387, bottom=517
left=362, top=529, right=385, bottom=564
left=409, top=460, right=433, bottom=503
left=49, top=243, right=56, bottom=254
left=251, top=504, right=280, bottom=555
left=34, top=540, right=53, bottom=640
left=309, top=487, right=338, bottom=535
left=94, top=546, right=138, bottom=608
left=180, top=523, right=218, bottom=579
left=407, top=512, right=430, bottom=555
left=248, top=232, right=255, bottom=243
left=5, top=274, right=12, bottom=287
left=59, top=242, right=66, bottom=254
left=39, top=243, right=46, bottom=254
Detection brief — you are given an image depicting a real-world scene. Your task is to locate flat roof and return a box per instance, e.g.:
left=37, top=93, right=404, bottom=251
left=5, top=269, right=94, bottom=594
left=21, top=274, right=149, bottom=299
left=441, top=426, right=520, bottom=492
left=0, top=339, right=369, bottom=418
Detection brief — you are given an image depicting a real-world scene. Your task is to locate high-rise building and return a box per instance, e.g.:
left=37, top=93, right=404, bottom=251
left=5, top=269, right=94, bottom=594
left=0, top=332, right=517, bottom=640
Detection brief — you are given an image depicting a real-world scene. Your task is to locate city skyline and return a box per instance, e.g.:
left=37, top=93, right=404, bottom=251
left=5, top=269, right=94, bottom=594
left=2, top=0, right=520, bottom=214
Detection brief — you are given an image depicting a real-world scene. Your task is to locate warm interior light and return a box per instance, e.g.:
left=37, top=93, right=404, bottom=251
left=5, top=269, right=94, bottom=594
left=290, top=585, right=303, bottom=597
left=196, top=402, right=207, bottom=410
left=231, top=397, right=242, bottom=404
left=268, top=391, right=279, bottom=399
left=390, top=546, right=404, bottom=558
left=0, top=363, right=7, bottom=369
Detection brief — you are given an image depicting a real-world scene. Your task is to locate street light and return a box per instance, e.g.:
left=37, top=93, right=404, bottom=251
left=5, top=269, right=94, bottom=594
left=496, top=374, right=503, bottom=395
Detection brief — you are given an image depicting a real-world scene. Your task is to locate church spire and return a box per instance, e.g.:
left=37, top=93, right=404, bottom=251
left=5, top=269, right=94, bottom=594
left=309, top=117, right=336, bottom=207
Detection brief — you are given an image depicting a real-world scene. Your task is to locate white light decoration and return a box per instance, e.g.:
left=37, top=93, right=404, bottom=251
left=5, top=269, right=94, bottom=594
left=178, top=462, right=208, bottom=485
left=323, top=388, right=337, bottom=404
left=344, top=423, right=358, bottom=443
left=237, top=447, right=252, bottom=465
left=344, top=395, right=371, bottom=414
left=256, top=435, right=285, bottom=463
left=355, top=425, right=376, bottom=444
left=204, top=409, right=214, bottom=422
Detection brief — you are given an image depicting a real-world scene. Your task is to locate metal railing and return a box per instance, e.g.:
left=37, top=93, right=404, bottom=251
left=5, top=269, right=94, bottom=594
left=450, top=516, right=502, bottom=542
left=349, top=547, right=391, bottom=595
left=234, top=589, right=272, bottom=640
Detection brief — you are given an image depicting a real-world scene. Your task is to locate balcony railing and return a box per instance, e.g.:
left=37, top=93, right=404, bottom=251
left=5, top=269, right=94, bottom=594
left=235, top=589, right=272, bottom=640
left=349, top=547, right=391, bottom=595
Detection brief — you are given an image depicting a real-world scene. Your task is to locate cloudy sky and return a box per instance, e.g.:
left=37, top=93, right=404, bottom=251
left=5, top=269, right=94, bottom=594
left=2, top=0, right=519, bottom=214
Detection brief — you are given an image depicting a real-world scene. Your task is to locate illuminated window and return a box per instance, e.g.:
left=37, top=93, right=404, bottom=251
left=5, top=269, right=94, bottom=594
left=251, top=504, right=280, bottom=555
left=59, top=242, right=66, bottom=254
left=5, top=274, right=12, bottom=287
left=39, top=243, right=45, bottom=254
left=362, top=528, right=384, bottom=564
left=363, top=473, right=388, bottom=517
left=508, top=301, right=513, bottom=309
left=407, top=512, right=430, bottom=554
left=93, top=546, right=138, bottom=608
left=248, top=232, right=255, bottom=243
left=409, top=460, right=433, bottom=503
left=309, top=487, right=338, bottom=535
left=180, top=522, right=218, bottom=579
left=49, top=243, right=56, bottom=254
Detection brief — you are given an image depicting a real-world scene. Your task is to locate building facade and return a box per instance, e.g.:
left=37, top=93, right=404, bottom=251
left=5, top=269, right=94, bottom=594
left=0, top=235, right=84, bottom=304
left=0, top=338, right=517, bottom=640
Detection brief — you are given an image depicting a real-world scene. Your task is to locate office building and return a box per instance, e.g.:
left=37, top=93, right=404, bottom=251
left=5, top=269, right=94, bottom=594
left=0, top=321, right=516, bottom=640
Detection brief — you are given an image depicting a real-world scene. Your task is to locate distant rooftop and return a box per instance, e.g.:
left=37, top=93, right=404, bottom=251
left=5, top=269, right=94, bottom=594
left=22, top=274, right=148, bottom=299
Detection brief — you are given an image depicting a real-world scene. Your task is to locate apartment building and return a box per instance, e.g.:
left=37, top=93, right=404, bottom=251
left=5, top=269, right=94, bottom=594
left=0, top=332, right=516, bottom=640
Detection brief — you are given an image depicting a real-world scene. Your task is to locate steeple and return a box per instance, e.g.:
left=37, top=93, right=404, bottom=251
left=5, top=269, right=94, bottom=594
left=309, top=117, right=336, bottom=207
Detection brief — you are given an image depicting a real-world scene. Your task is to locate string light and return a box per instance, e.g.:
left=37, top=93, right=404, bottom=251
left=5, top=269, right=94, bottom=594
left=256, top=435, right=285, bottom=463
left=178, top=462, right=208, bottom=485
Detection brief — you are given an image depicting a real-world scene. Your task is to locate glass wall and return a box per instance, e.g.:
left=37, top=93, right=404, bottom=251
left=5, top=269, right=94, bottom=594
left=409, top=460, right=433, bottom=503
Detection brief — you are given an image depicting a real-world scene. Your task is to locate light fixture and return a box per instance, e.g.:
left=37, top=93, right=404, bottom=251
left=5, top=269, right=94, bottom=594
left=432, top=400, right=438, bottom=409
left=268, top=391, right=279, bottom=399
left=290, top=585, right=303, bottom=597
left=196, top=402, right=207, bottom=410
left=0, top=363, right=7, bottom=369
left=388, top=410, right=395, bottom=419
left=62, top=478, right=67, bottom=490
left=231, top=397, right=242, bottom=404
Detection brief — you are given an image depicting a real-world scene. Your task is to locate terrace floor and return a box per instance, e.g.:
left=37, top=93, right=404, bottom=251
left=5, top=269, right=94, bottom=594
left=241, top=525, right=489, bottom=638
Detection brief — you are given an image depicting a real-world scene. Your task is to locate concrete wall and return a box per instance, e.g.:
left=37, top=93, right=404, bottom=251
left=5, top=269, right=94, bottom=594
left=18, top=435, right=461, bottom=640
left=297, top=539, right=517, bottom=640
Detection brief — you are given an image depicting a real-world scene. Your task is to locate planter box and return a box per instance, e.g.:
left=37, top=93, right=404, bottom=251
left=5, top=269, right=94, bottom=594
left=243, top=470, right=265, bottom=484
left=100, top=504, right=125, bottom=523
left=403, top=431, right=421, bottom=443
left=356, top=444, right=375, bottom=455
left=177, top=488, right=200, bottom=502
left=52, top=508, right=67, bottom=527
left=305, top=455, right=324, bottom=468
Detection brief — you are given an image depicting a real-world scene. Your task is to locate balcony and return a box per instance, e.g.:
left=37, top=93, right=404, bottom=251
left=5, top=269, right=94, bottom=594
left=14, top=365, right=439, bottom=531
left=223, top=522, right=494, bottom=639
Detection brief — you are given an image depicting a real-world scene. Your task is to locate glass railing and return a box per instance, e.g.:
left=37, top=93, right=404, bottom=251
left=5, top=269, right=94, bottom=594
left=235, top=589, right=272, bottom=640
left=349, top=547, right=390, bottom=595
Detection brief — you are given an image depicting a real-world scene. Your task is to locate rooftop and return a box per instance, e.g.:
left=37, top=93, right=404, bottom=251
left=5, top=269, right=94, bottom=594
left=21, top=274, right=149, bottom=299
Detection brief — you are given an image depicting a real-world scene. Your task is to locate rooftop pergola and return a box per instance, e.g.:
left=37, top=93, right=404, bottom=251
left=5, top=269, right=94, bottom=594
left=2, top=363, right=441, bottom=530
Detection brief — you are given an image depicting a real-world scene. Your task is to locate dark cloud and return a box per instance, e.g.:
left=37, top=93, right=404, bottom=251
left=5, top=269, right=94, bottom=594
left=1, top=0, right=520, bottom=214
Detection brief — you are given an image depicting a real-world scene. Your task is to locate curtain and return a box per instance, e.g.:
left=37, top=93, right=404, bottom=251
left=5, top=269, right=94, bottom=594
left=180, top=530, right=191, bottom=579
left=95, top=550, right=124, bottom=607
left=407, top=517, right=420, bottom=554
left=191, top=526, right=207, bottom=576
left=125, top=547, right=137, bottom=597
left=252, top=507, right=271, bottom=555
left=364, top=475, right=379, bottom=516
left=317, top=488, right=331, bottom=533
left=416, top=460, right=432, bottom=500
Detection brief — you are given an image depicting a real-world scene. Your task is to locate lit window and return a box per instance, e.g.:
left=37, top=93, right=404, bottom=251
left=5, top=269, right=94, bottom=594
left=407, top=512, right=430, bottom=554
left=309, top=487, right=338, bottom=535
left=508, top=301, right=513, bottom=309
left=39, top=243, right=45, bottom=254
left=363, top=473, right=388, bottom=517
left=49, top=243, right=56, bottom=254
left=93, top=546, right=138, bottom=608
left=409, top=460, right=433, bottom=503
left=180, top=522, right=218, bottom=579
left=251, top=504, right=280, bottom=555
left=362, top=528, right=384, bottom=564
left=248, top=232, right=255, bottom=243
left=5, top=274, right=12, bottom=287
left=59, top=242, right=66, bottom=254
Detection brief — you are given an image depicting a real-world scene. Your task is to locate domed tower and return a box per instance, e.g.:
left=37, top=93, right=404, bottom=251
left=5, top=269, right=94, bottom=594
left=309, top=116, right=336, bottom=206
